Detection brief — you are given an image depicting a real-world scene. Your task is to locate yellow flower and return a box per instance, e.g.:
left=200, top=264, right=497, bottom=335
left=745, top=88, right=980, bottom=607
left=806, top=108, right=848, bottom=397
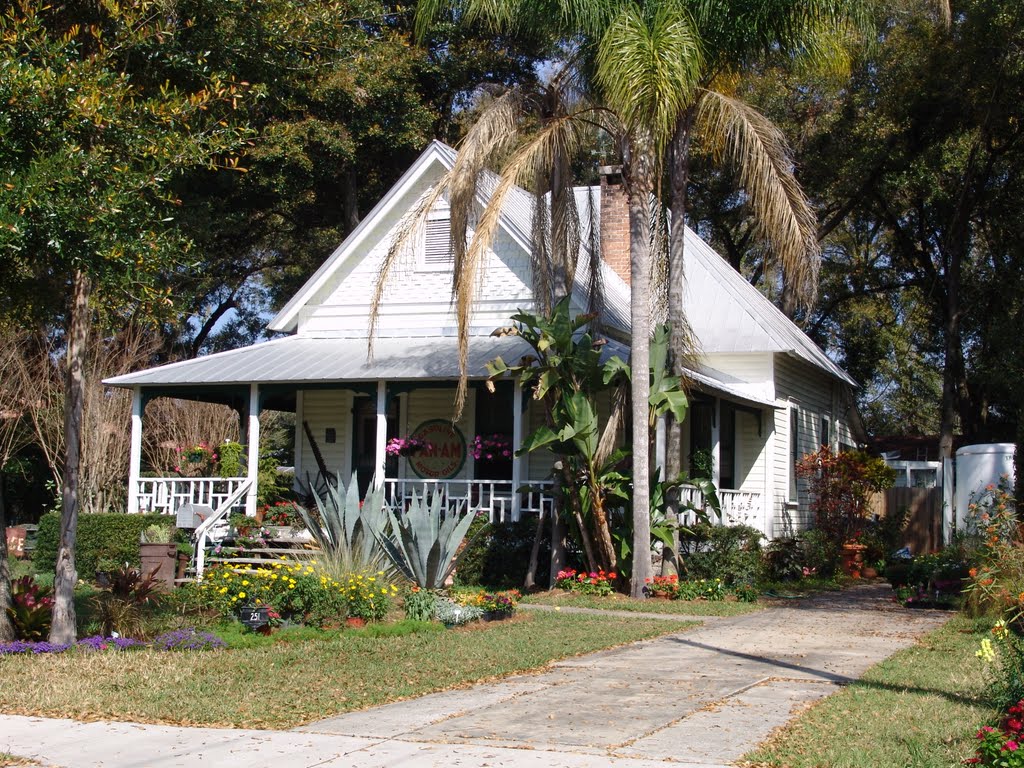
left=242, top=580, right=249, bottom=586
left=219, top=587, right=228, bottom=594
left=977, top=638, right=996, bottom=663
left=238, top=591, right=246, bottom=599
left=289, top=584, right=296, bottom=590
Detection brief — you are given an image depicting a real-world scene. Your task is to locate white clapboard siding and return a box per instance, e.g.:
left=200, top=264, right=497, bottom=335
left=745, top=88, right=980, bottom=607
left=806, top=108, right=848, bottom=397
left=298, top=390, right=352, bottom=486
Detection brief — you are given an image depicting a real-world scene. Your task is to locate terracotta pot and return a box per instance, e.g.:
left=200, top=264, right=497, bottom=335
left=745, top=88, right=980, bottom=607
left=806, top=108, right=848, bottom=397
left=839, top=543, right=867, bottom=578
left=862, top=566, right=879, bottom=579
left=346, top=617, right=366, bottom=628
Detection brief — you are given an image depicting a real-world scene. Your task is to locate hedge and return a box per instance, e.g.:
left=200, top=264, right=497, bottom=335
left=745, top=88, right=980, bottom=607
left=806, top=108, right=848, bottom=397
left=455, top=515, right=550, bottom=588
left=34, top=512, right=173, bottom=576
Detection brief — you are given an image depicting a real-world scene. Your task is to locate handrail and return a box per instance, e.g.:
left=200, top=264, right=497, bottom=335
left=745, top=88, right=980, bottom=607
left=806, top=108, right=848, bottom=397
left=193, top=479, right=253, bottom=581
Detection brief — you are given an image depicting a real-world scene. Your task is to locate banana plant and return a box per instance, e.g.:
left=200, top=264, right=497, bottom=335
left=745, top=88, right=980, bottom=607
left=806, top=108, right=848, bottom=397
left=375, top=491, right=477, bottom=589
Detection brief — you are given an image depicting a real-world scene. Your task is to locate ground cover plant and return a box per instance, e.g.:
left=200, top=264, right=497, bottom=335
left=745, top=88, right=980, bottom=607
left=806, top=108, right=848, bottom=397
left=745, top=615, right=997, bottom=767
left=0, top=611, right=695, bottom=728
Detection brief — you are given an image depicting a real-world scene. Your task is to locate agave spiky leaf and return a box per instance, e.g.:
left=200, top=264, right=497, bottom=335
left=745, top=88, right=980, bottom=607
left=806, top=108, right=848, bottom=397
left=377, top=491, right=478, bottom=589
left=301, top=471, right=391, bottom=574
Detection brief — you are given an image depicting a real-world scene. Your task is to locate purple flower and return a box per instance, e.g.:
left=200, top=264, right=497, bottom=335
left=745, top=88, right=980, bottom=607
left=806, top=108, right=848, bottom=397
left=152, top=628, right=226, bottom=651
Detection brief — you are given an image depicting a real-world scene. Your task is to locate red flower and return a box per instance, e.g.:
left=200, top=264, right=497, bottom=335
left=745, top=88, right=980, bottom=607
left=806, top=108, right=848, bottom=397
left=1005, top=740, right=1019, bottom=752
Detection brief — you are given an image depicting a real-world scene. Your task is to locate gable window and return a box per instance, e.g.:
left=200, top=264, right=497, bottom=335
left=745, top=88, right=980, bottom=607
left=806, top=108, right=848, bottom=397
left=418, top=207, right=453, bottom=271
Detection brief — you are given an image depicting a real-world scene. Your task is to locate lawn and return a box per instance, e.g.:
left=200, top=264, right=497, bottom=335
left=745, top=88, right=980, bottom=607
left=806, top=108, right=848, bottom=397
left=522, top=590, right=764, bottom=617
left=0, top=611, right=696, bottom=729
left=744, top=615, right=996, bottom=767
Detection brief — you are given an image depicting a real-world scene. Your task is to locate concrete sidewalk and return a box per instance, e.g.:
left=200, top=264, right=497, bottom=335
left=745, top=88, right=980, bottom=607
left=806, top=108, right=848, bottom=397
left=0, top=584, right=950, bottom=767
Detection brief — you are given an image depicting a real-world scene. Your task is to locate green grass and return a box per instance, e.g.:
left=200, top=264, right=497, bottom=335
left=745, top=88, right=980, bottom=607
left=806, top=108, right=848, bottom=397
left=745, top=615, right=997, bottom=767
left=521, top=590, right=763, bottom=617
left=0, top=611, right=695, bottom=729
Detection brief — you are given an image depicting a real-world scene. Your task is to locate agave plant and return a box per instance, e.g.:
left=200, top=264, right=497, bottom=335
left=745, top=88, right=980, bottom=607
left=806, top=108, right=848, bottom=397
left=301, top=472, right=391, bottom=573
left=377, top=491, right=477, bottom=590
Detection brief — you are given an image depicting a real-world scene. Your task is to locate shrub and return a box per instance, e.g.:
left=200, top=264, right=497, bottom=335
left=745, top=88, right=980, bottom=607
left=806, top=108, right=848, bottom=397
left=799, top=528, right=840, bottom=577
left=91, top=566, right=162, bottom=638
left=455, top=515, right=550, bottom=588
left=34, top=512, right=170, bottom=576
left=451, top=587, right=520, bottom=615
left=403, top=587, right=437, bottom=622
left=195, top=561, right=396, bottom=626
left=434, top=597, right=482, bottom=626
left=796, top=447, right=895, bottom=545
left=678, top=523, right=765, bottom=587
left=6, top=576, right=53, bottom=641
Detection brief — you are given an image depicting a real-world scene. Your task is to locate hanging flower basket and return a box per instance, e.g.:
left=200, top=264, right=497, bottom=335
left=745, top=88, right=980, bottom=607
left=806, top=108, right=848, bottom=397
left=386, top=437, right=433, bottom=457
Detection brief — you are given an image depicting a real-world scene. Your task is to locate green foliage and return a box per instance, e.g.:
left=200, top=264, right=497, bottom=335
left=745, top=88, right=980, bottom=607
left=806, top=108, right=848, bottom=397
left=678, top=523, right=765, bottom=588
left=90, top=566, right=162, bottom=638
left=403, top=588, right=438, bottom=622
left=796, top=448, right=896, bottom=545
left=454, top=515, right=550, bottom=588
left=217, top=442, right=245, bottom=478
left=6, top=576, right=53, bottom=641
left=378, top=492, right=477, bottom=590
left=34, top=513, right=169, bottom=576
left=302, top=471, right=389, bottom=574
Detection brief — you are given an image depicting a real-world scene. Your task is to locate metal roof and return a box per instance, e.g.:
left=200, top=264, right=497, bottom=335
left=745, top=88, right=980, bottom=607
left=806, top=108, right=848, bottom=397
left=104, top=335, right=541, bottom=388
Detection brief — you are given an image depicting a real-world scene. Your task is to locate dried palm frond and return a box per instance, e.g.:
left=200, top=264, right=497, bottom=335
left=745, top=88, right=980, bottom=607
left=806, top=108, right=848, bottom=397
left=695, top=89, right=820, bottom=311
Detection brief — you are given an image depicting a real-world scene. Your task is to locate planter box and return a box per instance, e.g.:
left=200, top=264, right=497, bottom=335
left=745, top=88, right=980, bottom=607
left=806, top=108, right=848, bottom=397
left=140, top=543, right=177, bottom=590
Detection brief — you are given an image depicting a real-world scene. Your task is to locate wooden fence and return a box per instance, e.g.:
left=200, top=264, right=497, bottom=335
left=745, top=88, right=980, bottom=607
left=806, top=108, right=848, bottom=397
left=868, top=486, right=943, bottom=555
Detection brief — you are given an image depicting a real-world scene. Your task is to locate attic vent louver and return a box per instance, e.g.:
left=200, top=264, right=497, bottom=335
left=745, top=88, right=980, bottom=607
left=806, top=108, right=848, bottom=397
left=422, top=215, right=453, bottom=268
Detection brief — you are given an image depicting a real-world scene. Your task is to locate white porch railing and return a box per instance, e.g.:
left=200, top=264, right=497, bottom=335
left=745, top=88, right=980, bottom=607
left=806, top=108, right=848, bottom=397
left=382, top=478, right=555, bottom=523
left=134, top=477, right=250, bottom=517
left=675, top=486, right=766, bottom=535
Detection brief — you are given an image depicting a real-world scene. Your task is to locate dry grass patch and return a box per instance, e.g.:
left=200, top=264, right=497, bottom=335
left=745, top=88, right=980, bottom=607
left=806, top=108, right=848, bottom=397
left=0, top=611, right=695, bottom=729
left=522, top=590, right=763, bottom=617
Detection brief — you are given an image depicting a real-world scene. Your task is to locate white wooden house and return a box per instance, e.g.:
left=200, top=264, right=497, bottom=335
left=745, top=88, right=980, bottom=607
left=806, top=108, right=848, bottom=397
left=106, top=141, right=859, bottom=555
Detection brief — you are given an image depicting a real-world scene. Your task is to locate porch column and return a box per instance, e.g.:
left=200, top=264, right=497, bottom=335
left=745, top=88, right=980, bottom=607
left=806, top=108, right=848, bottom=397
left=246, top=383, right=261, bottom=517
left=511, top=381, right=524, bottom=520
left=127, top=387, right=143, bottom=514
left=711, top=398, right=721, bottom=489
left=373, top=381, right=387, bottom=489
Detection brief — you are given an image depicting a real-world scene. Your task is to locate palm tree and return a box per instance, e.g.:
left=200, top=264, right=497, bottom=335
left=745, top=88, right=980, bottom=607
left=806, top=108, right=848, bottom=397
left=398, top=0, right=947, bottom=594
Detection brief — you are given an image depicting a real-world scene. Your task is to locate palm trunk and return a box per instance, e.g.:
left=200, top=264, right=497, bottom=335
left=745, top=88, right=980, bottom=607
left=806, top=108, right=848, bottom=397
left=0, top=473, right=13, bottom=641
left=662, top=112, right=694, bottom=577
left=50, top=269, right=91, bottom=644
left=623, top=132, right=655, bottom=597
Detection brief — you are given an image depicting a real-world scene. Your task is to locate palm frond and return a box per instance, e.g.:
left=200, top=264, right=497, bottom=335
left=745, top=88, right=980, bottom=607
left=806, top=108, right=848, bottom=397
left=695, top=89, right=820, bottom=311
left=596, top=0, right=704, bottom=156
left=452, top=112, right=591, bottom=415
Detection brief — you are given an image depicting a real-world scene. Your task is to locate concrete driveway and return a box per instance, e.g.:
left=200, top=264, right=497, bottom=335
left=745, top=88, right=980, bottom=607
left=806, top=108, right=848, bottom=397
left=0, top=584, right=950, bottom=767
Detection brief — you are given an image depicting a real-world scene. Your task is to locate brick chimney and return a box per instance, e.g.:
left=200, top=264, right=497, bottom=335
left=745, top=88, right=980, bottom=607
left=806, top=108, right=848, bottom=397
left=599, top=165, right=630, bottom=284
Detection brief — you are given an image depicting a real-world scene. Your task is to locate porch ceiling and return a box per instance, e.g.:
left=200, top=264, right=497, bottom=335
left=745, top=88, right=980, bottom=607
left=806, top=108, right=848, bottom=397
left=104, top=335, right=545, bottom=388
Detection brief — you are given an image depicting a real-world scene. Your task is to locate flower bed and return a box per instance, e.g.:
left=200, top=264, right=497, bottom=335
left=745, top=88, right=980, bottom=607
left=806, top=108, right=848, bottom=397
left=967, top=700, right=1024, bottom=766
left=644, top=575, right=727, bottom=601
left=0, top=628, right=224, bottom=656
left=194, top=561, right=396, bottom=627
left=555, top=568, right=616, bottom=596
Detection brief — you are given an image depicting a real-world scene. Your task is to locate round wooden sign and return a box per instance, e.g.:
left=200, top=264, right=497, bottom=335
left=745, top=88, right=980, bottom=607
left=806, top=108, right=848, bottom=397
left=408, top=420, right=466, bottom=479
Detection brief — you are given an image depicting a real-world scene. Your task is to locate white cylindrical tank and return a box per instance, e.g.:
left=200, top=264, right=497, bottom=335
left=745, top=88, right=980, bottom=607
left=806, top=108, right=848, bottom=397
left=955, top=443, right=1016, bottom=531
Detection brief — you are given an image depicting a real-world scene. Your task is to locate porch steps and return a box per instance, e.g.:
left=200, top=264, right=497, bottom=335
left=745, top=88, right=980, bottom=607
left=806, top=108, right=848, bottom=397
left=200, top=542, right=324, bottom=574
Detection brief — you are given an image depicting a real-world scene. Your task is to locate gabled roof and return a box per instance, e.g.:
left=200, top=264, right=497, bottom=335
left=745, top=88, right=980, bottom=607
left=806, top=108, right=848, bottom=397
left=269, top=141, right=537, bottom=334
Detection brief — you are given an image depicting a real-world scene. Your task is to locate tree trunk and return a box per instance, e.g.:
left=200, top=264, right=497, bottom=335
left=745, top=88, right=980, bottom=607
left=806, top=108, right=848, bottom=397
left=523, top=506, right=545, bottom=591
left=662, top=113, right=693, bottom=578
left=549, top=507, right=567, bottom=589
left=623, top=132, right=655, bottom=597
left=50, top=269, right=91, bottom=644
left=0, top=473, right=13, bottom=641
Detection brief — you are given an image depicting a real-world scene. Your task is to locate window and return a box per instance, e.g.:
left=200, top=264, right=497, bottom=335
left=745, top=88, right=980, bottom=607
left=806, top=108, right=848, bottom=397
left=820, top=415, right=830, bottom=450
left=789, top=406, right=799, bottom=501
left=689, top=400, right=714, bottom=478
left=720, top=404, right=736, bottom=490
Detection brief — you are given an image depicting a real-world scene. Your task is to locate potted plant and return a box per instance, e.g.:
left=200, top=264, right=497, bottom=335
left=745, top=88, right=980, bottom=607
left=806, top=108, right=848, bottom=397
left=139, top=523, right=177, bottom=590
